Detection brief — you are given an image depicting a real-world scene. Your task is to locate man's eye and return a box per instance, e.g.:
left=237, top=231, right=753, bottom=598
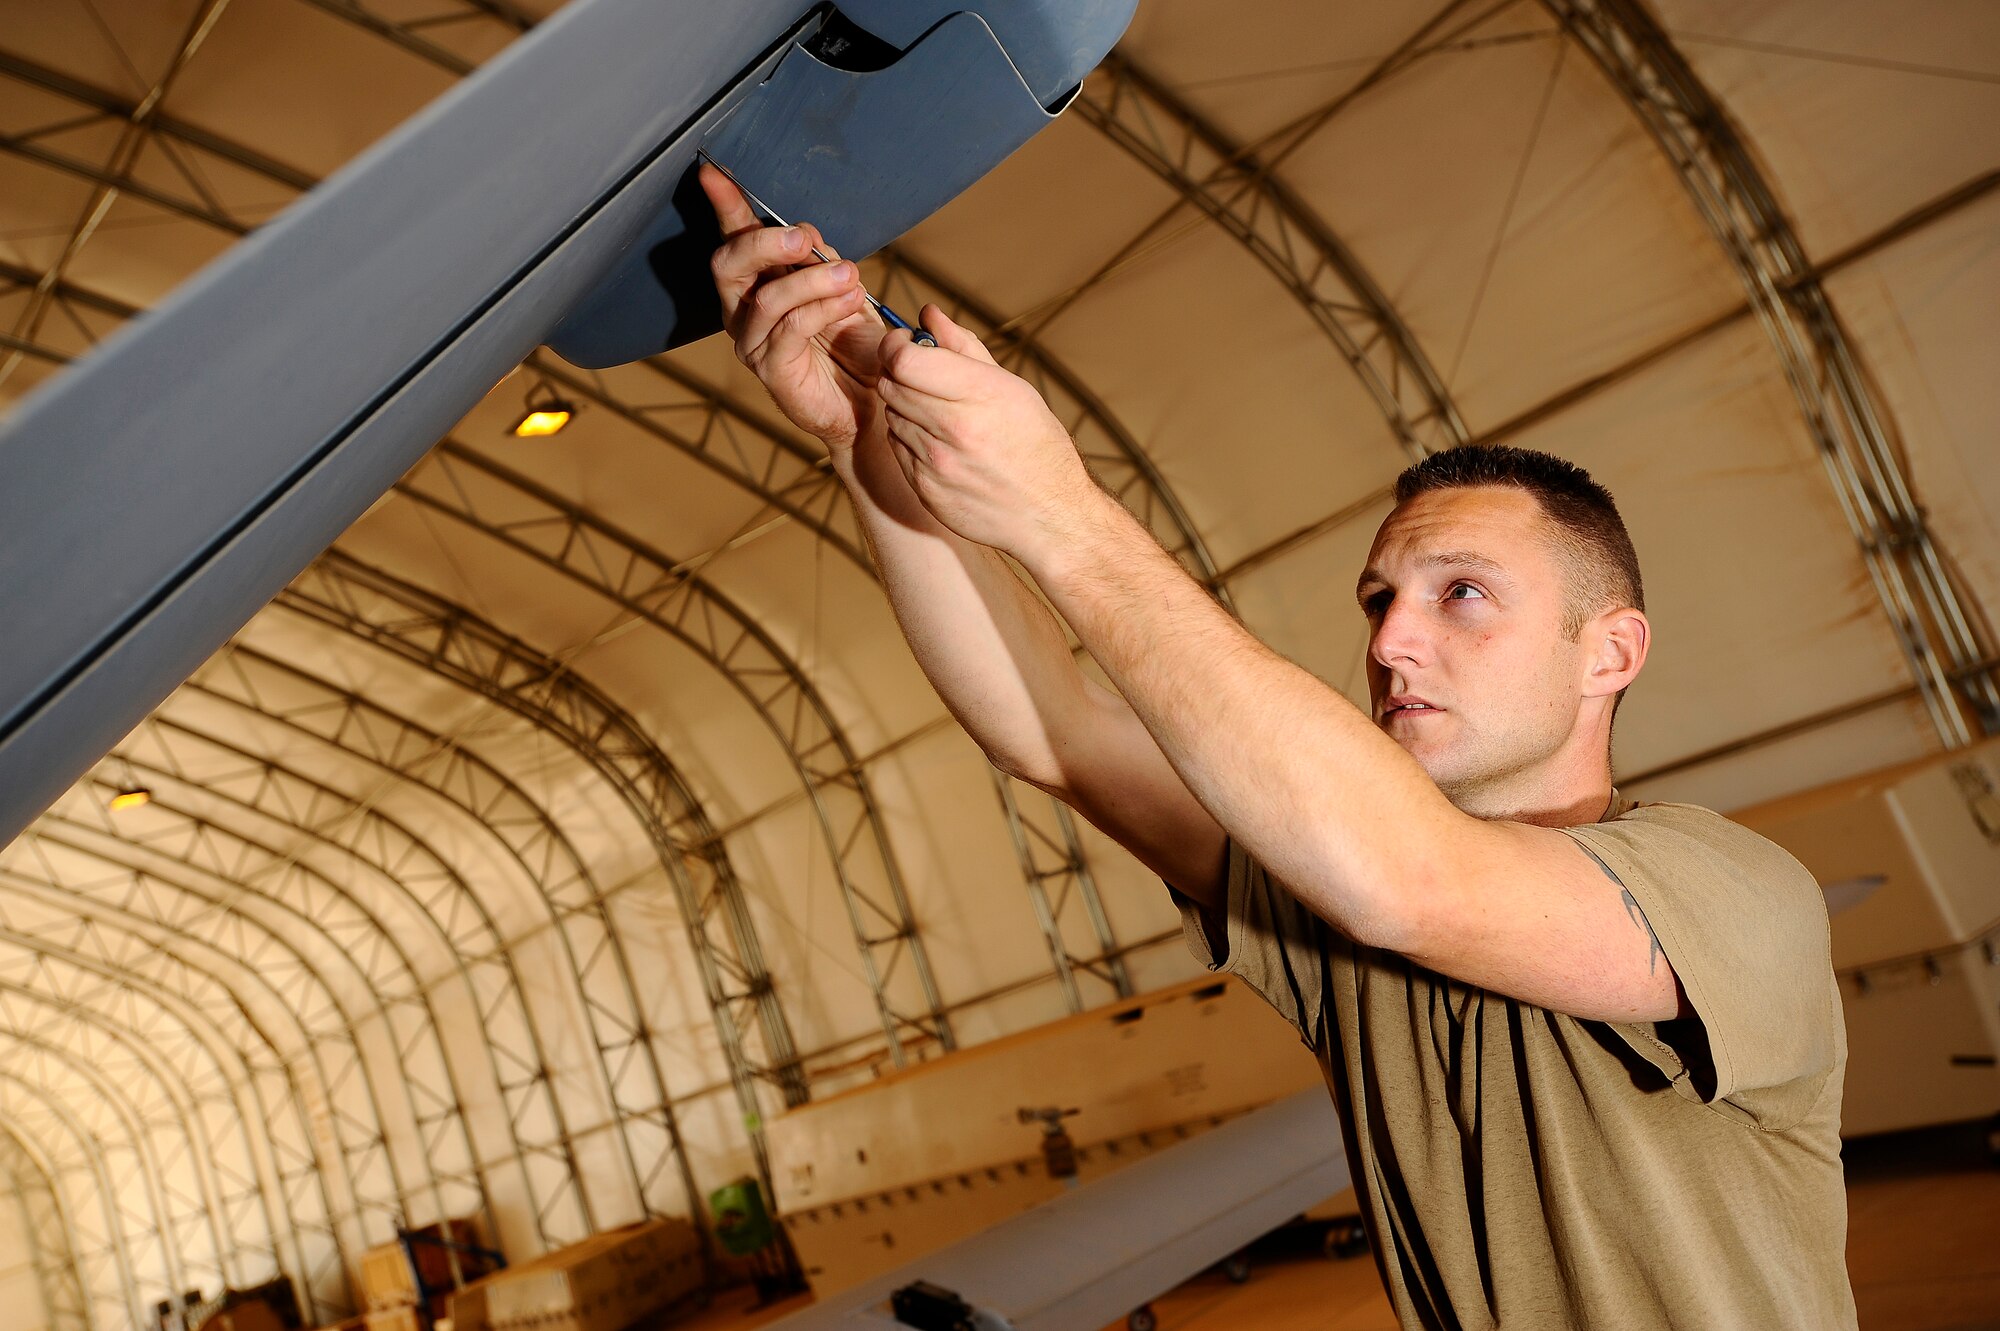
left=1446, top=583, right=1486, bottom=601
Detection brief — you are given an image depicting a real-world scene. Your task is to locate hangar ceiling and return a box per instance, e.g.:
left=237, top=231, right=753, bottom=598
left=0, top=0, right=1994, bottom=1324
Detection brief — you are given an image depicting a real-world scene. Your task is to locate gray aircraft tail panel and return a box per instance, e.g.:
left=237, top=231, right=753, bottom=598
left=0, top=0, right=809, bottom=845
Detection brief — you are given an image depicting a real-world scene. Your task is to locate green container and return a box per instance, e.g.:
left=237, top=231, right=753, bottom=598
left=709, top=1176, right=775, bottom=1256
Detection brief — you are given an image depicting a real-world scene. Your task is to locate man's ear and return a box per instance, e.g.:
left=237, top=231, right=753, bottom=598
left=1583, top=606, right=1649, bottom=700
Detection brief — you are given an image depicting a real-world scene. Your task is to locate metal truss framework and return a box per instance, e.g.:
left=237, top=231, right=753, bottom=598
left=0, top=548, right=850, bottom=1311
left=0, top=897, right=347, bottom=1318
left=0, top=1007, right=233, bottom=1311
left=1, top=830, right=399, bottom=1318
left=0, top=907, right=330, bottom=1324
left=126, top=0, right=1218, bottom=1018
left=0, top=1074, right=147, bottom=1331
left=35, top=788, right=498, bottom=1238
left=152, top=655, right=617, bottom=1242
left=96, top=713, right=592, bottom=1251
left=138, top=633, right=738, bottom=1234
left=275, top=553, right=809, bottom=1134
left=392, top=445, right=957, bottom=1062
left=0, top=1126, right=91, bottom=1331
left=0, top=954, right=286, bottom=1286
left=1067, top=51, right=1471, bottom=466
left=0, top=303, right=819, bottom=1266
left=0, top=32, right=1232, bottom=1044
left=1540, top=0, right=2000, bottom=747
left=33, top=784, right=486, bottom=1249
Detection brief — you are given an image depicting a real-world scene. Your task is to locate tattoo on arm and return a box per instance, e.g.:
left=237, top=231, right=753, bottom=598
left=1577, top=842, right=1664, bottom=976
left=1620, top=888, right=1664, bottom=976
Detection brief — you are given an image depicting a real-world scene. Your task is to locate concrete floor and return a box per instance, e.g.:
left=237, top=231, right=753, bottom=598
left=682, top=1118, right=2000, bottom=1331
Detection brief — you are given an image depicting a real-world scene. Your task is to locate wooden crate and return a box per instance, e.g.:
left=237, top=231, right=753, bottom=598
left=480, top=1219, right=703, bottom=1331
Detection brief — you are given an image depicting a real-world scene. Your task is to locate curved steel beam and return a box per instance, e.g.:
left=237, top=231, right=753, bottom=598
left=183, top=591, right=746, bottom=1229
left=0, top=42, right=1181, bottom=1020
left=257, top=558, right=796, bottom=1215
left=0, top=881, right=346, bottom=1318
left=0, top=925, right=323, bottom=1315
left=0, top=1124, right=92, bottom=1331
left=0, top=843, right=402, bottom=1269
left=0, top=1002, right=244, bottom=1307
left=0, top=1048, right=180, bottom=1321
left=170, top=645, right=645, bottom=1237
left=1067, top=51, right=1470, bottom=464
left=76, top=713, right=604, bottom=1244
left=391, top=448, right=956, bottom=1060
left=32, top=796, right=490, bottom=1239
left=0, top=969, right=277, bottom=1297
left=1539, top=0, right=2000, bottom=745
left=0, top=1076, right=145, bottom=1330
left=275, top=553, right=810, bottom=1117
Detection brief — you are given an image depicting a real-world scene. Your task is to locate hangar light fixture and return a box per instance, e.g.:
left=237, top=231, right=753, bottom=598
left=110, top=787, right=152, bottom=812
left=509, top=380, right=577, bottom=438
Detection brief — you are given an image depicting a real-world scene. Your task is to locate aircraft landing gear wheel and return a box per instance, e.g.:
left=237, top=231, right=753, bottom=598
left=1127, top=1304, right=1158, bottom=1331
left=1223, top=1251, right=1251, bottom=1284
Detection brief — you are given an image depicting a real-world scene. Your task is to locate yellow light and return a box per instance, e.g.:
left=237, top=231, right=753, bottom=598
left=110, top=788, right=152, bottom=812
left=511, top=408, right=573, bottom=438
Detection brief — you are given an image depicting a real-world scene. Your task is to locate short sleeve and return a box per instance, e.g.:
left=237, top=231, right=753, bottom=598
left=1561, top=803, right=1838, bottom=1128
left=1171, top=837, right=1328, bottom=1050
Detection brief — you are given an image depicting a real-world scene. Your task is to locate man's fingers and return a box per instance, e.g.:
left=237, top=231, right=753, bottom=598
left=884, top=414, right=935, bottom=494
left=884, top=406, right=940, bottom=463
left=879, top=331, right=990, bottom=405
left=875, top=345, right=947, bottom=433
left=737, top=262, right=863, bottom=361
left=761, top=285, right=867, bottom=370
left=924, top=306, right=997, bottom=366
left=697, top=162, right=759, bottom=236
left=711, top=226, right=817, bottom=316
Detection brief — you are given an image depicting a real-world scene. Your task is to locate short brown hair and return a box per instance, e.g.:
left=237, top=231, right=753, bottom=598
left=1393, top=445, right=1644, bottom=637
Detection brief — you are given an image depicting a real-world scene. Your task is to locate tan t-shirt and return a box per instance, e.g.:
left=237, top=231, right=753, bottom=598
left=1176, top=797, right=1855, bottom=1330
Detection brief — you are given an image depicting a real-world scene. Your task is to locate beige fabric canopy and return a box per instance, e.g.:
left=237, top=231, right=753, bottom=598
left=0, top=0, right=1993, bottom=1324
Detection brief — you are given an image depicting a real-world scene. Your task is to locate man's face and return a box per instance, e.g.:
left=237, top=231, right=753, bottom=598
left=1357, top=486, right=1594, bottom=810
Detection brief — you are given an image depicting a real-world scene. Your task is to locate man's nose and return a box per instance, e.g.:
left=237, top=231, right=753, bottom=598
left=1370, top=599, right=1430, bottom=671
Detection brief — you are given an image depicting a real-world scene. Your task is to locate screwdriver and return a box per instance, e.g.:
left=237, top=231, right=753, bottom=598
left=699, top=151, right=937, bottom=346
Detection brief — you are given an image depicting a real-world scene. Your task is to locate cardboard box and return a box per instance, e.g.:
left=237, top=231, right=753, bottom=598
left=446, top=1279, right=489, bottom=1331
left=195, top=1304, right=286, bottom=1331
left=362, top=1309, right=422, bottom=1331
left=360, top=1218, right=494, bottom=1311
left=482, top=1219, right=703, bottom=1331
left=361, top=1242, right=418, bottom=1310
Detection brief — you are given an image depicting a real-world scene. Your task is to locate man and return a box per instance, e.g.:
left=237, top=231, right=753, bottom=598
left=698, top=167, right=1854, bottom=1329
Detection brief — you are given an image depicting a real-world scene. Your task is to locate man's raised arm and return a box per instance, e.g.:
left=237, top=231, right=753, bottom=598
left=698, top=167, right=1226, bottom=903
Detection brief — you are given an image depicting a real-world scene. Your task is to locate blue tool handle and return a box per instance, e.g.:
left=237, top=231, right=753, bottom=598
left=875, top=301, right=938, bottom=347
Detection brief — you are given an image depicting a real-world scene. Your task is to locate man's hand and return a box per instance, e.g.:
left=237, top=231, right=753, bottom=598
left=875, top=313, right=1109, bottom=558
left=699, top=163, right=883, bottom=453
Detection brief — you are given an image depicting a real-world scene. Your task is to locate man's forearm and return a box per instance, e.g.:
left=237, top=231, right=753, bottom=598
left=1018, top=489, right=1462, bottom=944
left=834, top=424, right=1090, bottom=785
